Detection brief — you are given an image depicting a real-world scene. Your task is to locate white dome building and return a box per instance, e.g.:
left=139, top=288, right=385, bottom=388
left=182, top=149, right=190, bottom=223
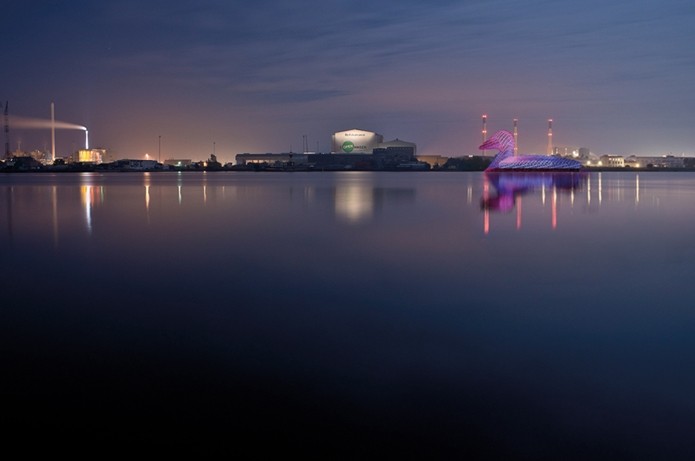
left=332, top=129, right=383, bottom=154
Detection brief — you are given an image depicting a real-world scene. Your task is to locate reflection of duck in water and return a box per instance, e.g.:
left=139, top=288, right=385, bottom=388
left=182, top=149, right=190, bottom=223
left=481, top=171, right=586, bottom=212
left=480, top=130, right=582, bottom=171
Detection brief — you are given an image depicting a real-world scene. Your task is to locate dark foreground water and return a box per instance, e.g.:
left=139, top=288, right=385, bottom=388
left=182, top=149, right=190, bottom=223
left=2, top=171, right=695, bottom=457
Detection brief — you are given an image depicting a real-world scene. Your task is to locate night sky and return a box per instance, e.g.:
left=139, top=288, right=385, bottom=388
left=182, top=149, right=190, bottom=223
left=4, top=0, right=695, bottom=162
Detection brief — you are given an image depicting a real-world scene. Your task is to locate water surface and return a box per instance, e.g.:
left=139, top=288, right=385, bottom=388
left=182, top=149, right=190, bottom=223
left=2, top=171, right=695, bottom=457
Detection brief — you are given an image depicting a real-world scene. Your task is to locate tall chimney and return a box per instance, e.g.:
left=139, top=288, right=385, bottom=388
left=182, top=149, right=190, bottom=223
left=481, top=114, right=488, bottom=156
left=547, top=118, right=553, bottom=155
left=51, top=102, right=56, bottom=162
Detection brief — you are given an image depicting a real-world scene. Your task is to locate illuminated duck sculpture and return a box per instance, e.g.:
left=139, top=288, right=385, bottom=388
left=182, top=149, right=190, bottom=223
left=481, top=130, right=582, bottom=171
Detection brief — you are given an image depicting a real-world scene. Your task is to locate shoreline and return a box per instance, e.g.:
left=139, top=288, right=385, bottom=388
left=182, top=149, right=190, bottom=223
left=2, top=167, right=695, bottom=173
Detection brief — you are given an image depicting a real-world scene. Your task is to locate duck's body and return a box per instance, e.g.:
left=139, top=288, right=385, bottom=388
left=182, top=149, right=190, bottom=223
left=491, top=152, right=583, bottom=170
left=481, top=130, right=582, bottom=171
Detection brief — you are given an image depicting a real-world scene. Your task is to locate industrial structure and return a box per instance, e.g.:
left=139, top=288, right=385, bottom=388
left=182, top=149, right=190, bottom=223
left=547, top=119, right=553, bottom=155
left=481, top=115, right=488, bottom=156
left=236, top=128, right=419, bottom=170
left=164, top=159, right=193, bottom=168
left=51, top=102, right=56, bottom=162
left=482, top=115, right=565, bottom=157
left=4, top=101, right=9, bottom=159
left=331, top=129, right=384, bottom=154
left=235, top=153, right=307, bottom=167
left=77, top=148, right=107, bottom=164
left=553, top=146, right=581, bottom=158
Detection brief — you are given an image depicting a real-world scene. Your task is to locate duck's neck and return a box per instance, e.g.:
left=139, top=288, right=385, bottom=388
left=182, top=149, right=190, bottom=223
left=487, top=149, right=513, bottom=170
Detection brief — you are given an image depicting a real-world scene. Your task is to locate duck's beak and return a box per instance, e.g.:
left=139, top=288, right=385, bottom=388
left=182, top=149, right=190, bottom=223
left=479, top=138, right=497, bottom=150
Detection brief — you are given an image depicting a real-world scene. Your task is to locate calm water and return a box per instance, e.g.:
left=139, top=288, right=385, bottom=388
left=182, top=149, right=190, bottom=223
left=3, top=171, right=695, bottom=457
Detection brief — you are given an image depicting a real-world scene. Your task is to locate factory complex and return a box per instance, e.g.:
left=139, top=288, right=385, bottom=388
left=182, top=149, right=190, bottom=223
left=235, top=128, right=431, bottom=171
left=1, top=118, right=443, bottom=171
left=5, top=103, right=695, bottom=172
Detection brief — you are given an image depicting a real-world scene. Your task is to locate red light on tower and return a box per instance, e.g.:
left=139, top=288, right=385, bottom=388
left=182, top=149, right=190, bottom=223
left=547, top=118, right=553, bottom=155
left=482, top=114, right=488, bottom=156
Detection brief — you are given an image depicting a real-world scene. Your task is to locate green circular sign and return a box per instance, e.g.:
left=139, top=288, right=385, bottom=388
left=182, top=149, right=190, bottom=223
left=342, top=141, right=354, bottom=153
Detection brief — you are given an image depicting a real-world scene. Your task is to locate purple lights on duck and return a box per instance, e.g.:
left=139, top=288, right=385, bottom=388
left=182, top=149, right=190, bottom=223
left=481, top=130, right=582, bottom=171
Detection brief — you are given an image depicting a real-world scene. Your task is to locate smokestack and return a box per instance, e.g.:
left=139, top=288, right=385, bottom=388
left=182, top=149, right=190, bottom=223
left=481, top=114, right=488, bottom=156
left=51, top=102, right=56, bottom=162
left=4, top=101, right=9, bottom=159
left=513, top=118, right=518, bottom=156
left=547, top=118, right=553, bottom=155
left=85, top=130, right=89, bottom=150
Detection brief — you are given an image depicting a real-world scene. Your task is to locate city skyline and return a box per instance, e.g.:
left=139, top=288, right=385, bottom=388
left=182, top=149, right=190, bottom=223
left=4, top=0, right=695, bottom=163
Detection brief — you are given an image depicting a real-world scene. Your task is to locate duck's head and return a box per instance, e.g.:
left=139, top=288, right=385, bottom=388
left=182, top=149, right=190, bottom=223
left=479, top=130, right=514, bottom=153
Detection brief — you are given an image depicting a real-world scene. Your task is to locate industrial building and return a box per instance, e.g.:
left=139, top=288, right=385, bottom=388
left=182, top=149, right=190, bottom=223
left=235, top=153, right=309, bottom=167
left=236, top=129, right=420, bottom=170
left=552, top=146, right=580, bottom=158
left=375, top=138, right=416, bottom=155
left=331, top=130, right=417, bottom=167
left=332, top=129, right=383, bottom=154
left=77, top=148, right=107, bottom=164
left=599, top=155, right=626, bottom=167
left=113, top=159, right=159, bottom=170
left=373, top=139, right=417, bottom=168
left=164, top=159, right=193, bottom=168
left=623, top=155, right=684, bottom=168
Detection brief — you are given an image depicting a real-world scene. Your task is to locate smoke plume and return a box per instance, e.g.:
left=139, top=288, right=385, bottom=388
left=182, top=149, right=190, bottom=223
left=9, top=115, right=86, bottom=131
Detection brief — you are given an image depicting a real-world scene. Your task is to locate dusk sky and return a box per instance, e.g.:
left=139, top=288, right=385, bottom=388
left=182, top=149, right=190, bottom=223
left=4, top=0, right=695, bottom=163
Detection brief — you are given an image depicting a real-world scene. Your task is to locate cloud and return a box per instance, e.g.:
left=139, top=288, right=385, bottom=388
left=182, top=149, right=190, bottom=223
left=7, top=0, right=695, bottom=158
left=242, top=89, right=350, bottom=104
